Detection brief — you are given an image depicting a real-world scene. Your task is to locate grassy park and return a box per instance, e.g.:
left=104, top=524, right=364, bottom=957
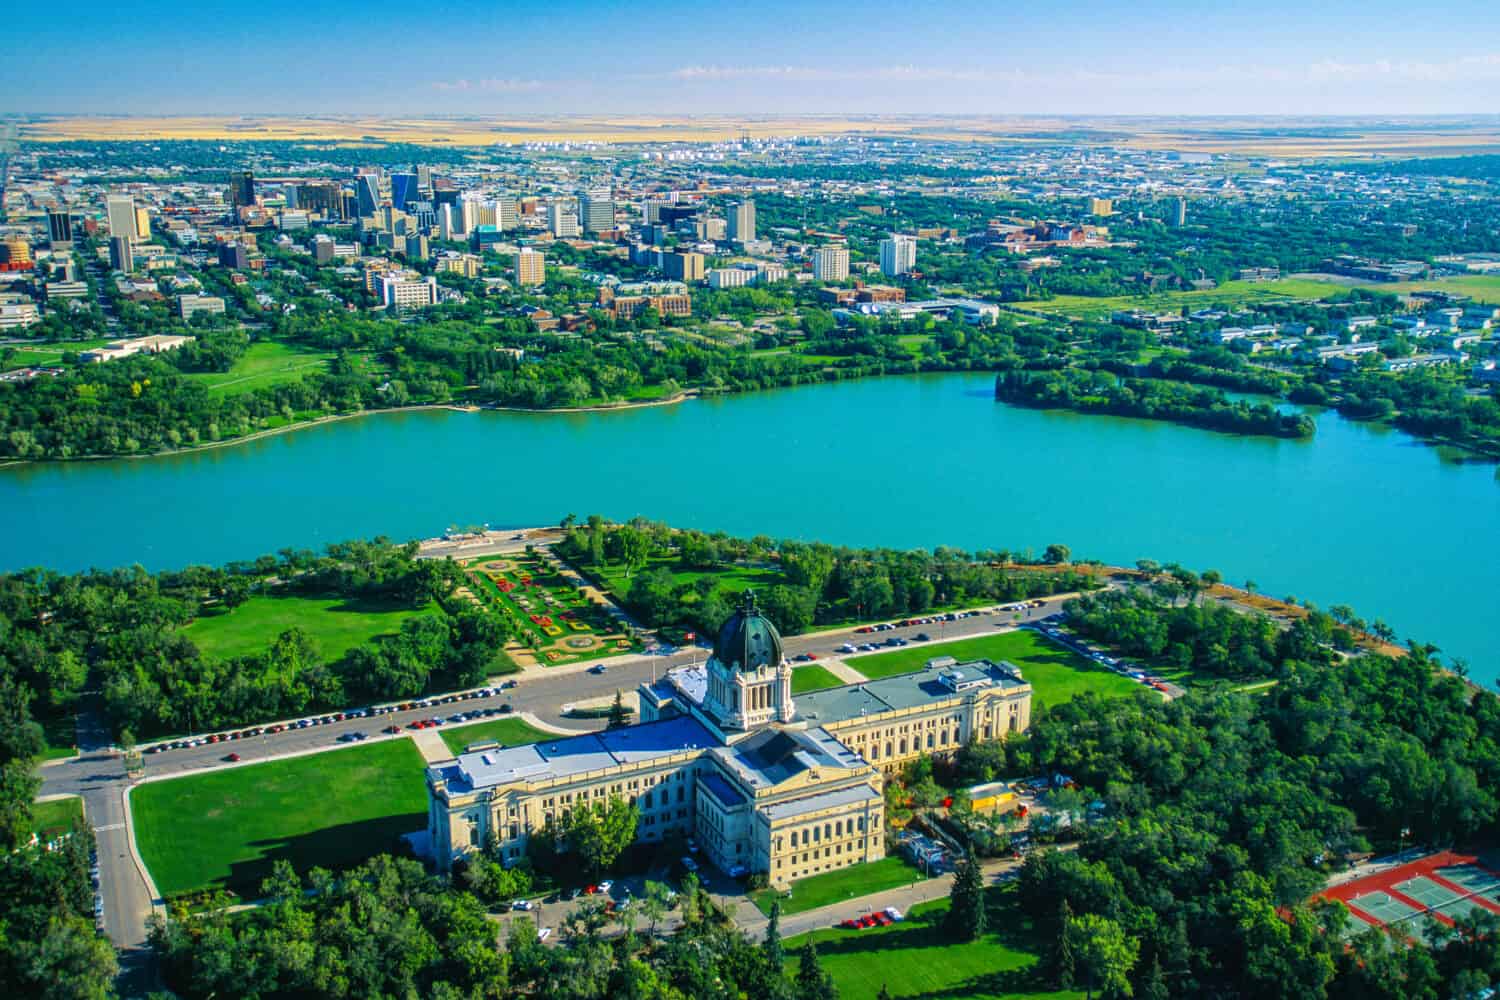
left=791, top=664, right=844, bottom=694
left=783, top=886, right=1078, bottom=1000
left=181, top=594, right=435, bottom=662
left=848, top=630, right=1143, bottom=705
left=752, top=856, right=925, bottom=916
left=186, top=341, right=337, bottom=396
left=132, top=738, right=428, bottom=897
left=1017, top=277, right=1343, bottom=320
left=439, top=717, right=553, bottom=756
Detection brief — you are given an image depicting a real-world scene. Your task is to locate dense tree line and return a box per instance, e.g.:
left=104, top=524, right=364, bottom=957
left=559, top=518, right=1103, bottom=639
left=996, top=636, right=1500, bottom=999
left=0, top=540, right=507, bottom=740
left=151, top=853, right=829, bottom=1000
left=0, top=678, right=116, bottom=997
left=995, top=368, right=1316, bottom=439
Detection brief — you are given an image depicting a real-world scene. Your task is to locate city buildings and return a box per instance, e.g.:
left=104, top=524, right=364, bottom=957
left=108, top=235, right=133, bottom=273
left=178, top=294, right=226, bottom=320
left=47, top=209, right=73, bottom=248
left=812, top=246, right=850, bottom=282
left=515, top=248, right=545, bottom=287
left=578, top=188, right=614, bottom=234
left=664, top=251, right=705, bottom=282
left=549, top=203, right=580, bottom=238
left=879, top=234, right=917, bottom=277
left=425, top=596, right=1032, bottom=883
left=378, top=273, right=439, bottom=310
left=229, top=170, right=255, bottom=209
left=106, top=195, right=139, bottom=242
left=727, top=200, right=756, bottom=242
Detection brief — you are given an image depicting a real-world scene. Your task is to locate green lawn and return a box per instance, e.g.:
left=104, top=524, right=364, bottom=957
left=753, top=856, right=926, bottom=916
left=32, top=797, right=84, bottom=837
left=847, top=630, right=1143, bottom=706
left=588, top=555, right=783, bottom=604
left=1381, top=274, right=1500, bottom=304
left=791, top=664, right=844, bottom=694
left=181, top=594, right=435, bottom=663
left=132, top=738, right=429, bottom=897
left=2, top=338, right=112, bottom=371
left=784, top=886, right=1079, bottom=1000
left=439, top=717, right=553, bottom=756
left=186, top=340, right=337, bottom=396
left=1017, top=277, right=1344, bottom=320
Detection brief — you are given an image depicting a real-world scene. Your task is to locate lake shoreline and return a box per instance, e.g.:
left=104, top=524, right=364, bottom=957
left=0, top=391, right=698, bottom=468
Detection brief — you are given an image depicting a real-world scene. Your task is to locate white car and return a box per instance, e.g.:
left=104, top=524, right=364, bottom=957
left=511, top=899, right=535, bottom=911
left=597, top=879, right=614, bottom=893
left=884, top=907, right=904, bottom=921
left=537, top=927, right=553, bottom=942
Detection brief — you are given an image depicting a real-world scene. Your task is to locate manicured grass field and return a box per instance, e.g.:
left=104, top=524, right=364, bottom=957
left=32, top=797, right=84, bottom=836
left=439, top=717, right=553, bottom=756
left=187, top=341, right=336, bottom=396
left=589, top=555, right=783, bottom=604
left=752, top=856, right=926, bottom=916
left=181, top=594, right=435, bottom=663
left=1, top=338, right=112, bottom=371
left=132, top=738, right=429, bottom=896
left=783, top=886, right=1079, bottom=1000
left=1381, top=274, right=1500, bottom=304
left=1018, top=277, right=1343, bottom=320
left=791, top=664, right=845, bottom=694
left=847, top=630, right=1143, bottom=706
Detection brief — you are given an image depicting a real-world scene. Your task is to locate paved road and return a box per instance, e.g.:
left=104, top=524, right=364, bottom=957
left=39, top=592, right=1073, bottom=964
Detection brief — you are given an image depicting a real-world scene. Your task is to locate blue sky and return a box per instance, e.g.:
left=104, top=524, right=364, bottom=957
left=9, top=0, right=1500, bottom=115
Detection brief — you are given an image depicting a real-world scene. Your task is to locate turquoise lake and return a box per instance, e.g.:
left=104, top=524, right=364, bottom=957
left=5, top=373, right=1497, bottom=676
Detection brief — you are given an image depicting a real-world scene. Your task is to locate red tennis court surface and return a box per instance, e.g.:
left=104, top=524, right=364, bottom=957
left=1319, top=850, right=1500, bottom=943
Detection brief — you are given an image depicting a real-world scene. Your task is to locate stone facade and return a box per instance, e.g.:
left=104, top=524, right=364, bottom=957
left=425, top=597, right=1032, bottom=887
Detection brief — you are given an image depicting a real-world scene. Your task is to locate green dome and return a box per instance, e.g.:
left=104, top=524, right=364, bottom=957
left=713, top=592, right=783, bottom=672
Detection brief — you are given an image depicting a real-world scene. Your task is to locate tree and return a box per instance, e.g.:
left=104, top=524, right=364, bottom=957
left=1067, top=913, right=1139, bottom=999
left=556, top=796, right=639, bottom=877
left=945, top=846, right=987, bottom=941
left=615, top=525, right=651, bottom=579
left=1044, top=544, right=1071, bottom=565
left=795, top=941, right=837, bottom=1000
left=1138, top=955, right=1167, bottom=1000
left=607, top=690, right=629, bottom=729
left=1056, top=900, right=1076, bottom=988
left=641, top=880, right=671, bottom=937
left=764, top=900, right=785, bottom=971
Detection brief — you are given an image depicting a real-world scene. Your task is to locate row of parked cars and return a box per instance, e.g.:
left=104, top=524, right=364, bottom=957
left=838, top=906, right=905, bottom=930
left=1033, top=618, right=1173, bottom=694
left=142, top=679, right=522, bottom=754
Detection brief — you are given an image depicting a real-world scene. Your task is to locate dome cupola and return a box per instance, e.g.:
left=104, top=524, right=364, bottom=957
left=712, top=591, right=784, bottom=673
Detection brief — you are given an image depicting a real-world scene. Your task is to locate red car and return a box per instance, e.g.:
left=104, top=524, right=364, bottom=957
left=383, top=725, right=401, bottom=735
left=854, top=626, right=873, bottom=634
left=840, top=918, right=859, bottom=929
left=224, top=752, right=241, bottom=762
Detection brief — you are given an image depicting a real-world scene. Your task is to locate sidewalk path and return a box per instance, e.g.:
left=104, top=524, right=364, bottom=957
left=410, top=729, right=451, bottom=763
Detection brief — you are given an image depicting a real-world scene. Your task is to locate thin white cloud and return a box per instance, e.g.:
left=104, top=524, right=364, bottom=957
left=665, top=54, right=1500, bottom=89
left=430, top=78, right=544, bottom=93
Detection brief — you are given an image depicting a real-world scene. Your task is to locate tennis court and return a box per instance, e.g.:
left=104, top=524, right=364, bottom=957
left=1433, top=897, right=1499, bottom=926
left=1394, top=876, right=1463, bottom=909
left=1436, top=865, right=1500, bottom=904
left=1347, top=891, right=1423, bottom=926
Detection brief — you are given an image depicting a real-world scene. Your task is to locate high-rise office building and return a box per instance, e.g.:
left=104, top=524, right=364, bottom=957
left=727, top=200, right=756, bottom=242
left=811, top=246, right=850, bottom=282
left=664, top=251, right=705, bottom=282
left=297, top=181, right=342, bottom=220
left=416, top=165, right=433, bottom=193
left=879, top=234, right=917, bottom=277
left=1088, top=197, right=1113, bottom=217
left=229, top=170, right=256, bottom=208
left=497, top=197, right=519, bottom=231
left=355, top=174, right=382, bottom=217
left=135, top=206, right=151, bottom=241
left=514, top=248, right=545, bottom=287
left=391, top=172, right=420, bottom=211
left=47, top=209, right=74, bottom=248
left=549, top=203, right=579, bottom=238
left=108, top=235, right=133, bottom=272
left=578, top=188, right=614, bottom=233
left=106, top=195, right=137, bottom=242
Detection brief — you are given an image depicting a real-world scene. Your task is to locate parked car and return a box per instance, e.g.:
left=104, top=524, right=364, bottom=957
left=597, top=880, right=614, bottom=893
left=537, top=927, right=553, bottom=942
left=224, top=752, right=241, bottom=762
left=383, top=725, right=401, bottom=734
left=589, top=664, right=608, bottom=675
left=511, top=899, right=535, bottom=911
